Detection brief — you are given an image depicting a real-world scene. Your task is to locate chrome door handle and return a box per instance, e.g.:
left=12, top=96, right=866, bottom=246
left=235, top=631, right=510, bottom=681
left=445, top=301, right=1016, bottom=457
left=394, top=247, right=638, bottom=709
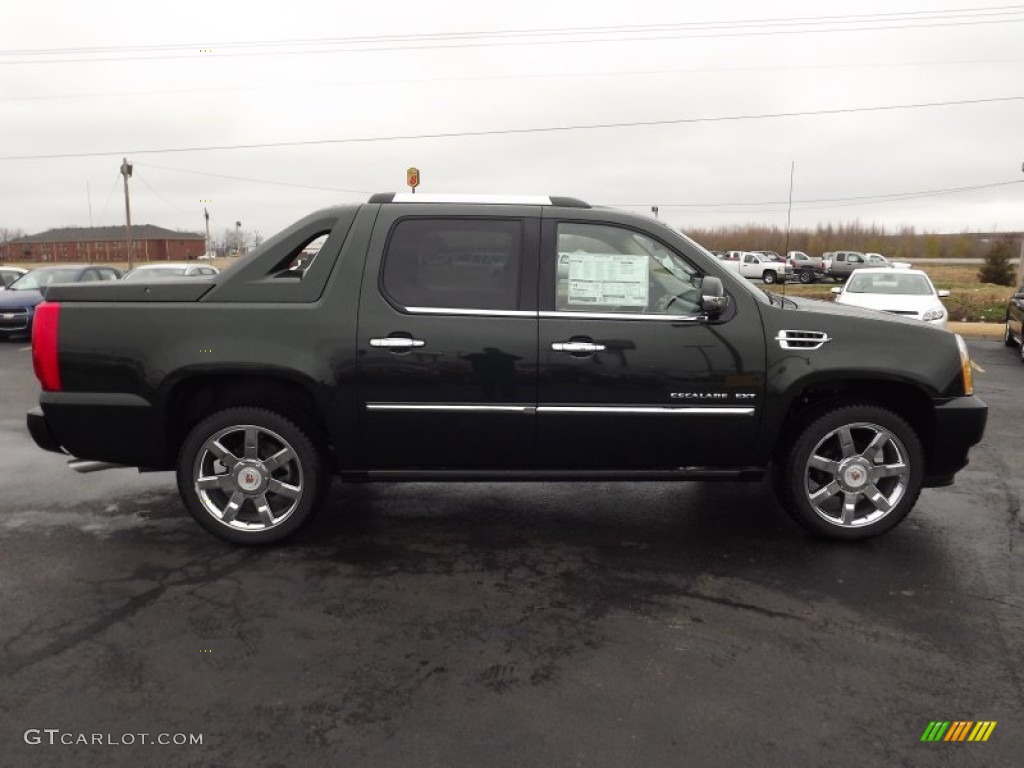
left=370, top=337, right=426, bottom=348
left=552, top=341, right=605, bottom=353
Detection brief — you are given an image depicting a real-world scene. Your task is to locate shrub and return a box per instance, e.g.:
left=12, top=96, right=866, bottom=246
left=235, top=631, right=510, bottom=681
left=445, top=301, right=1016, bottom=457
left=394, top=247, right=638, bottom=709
left=977, top=237, right=1017, bottom=286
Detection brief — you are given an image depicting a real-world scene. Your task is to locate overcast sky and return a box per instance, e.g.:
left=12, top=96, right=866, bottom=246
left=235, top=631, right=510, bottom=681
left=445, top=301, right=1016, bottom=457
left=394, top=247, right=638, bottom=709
left=2, top=0, right=1023, bottom=242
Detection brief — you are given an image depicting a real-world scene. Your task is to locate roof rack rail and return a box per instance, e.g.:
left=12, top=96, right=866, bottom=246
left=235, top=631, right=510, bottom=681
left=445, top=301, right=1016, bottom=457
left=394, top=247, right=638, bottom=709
left=368, top=193, right=590, bottom=208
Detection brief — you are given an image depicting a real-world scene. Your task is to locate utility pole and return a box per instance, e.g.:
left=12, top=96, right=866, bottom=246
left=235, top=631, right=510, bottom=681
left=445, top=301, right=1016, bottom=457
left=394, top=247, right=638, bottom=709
left=120, top=157, right=134, bottom=270
left=204, top=208, right=211, bottom=258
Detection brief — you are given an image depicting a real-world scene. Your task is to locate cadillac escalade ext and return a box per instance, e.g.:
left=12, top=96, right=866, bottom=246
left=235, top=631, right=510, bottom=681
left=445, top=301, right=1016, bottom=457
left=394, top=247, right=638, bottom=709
left=26, top=193, right=987, bottom=544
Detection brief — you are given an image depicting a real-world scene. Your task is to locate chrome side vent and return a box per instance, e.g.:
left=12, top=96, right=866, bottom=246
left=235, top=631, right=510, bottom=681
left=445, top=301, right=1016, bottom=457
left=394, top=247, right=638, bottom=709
left=775, top=330, right=832, bottom=350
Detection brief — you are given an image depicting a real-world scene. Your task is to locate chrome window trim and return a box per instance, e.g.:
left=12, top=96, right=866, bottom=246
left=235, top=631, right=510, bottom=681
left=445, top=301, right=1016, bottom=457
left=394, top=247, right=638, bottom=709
left=539, top=311, right=702, bottom=322
left=367, top=404, right=534, bottom=413
left=404, top=306, right=536, bottom=317
left=539, top=406, right=755, bottom=415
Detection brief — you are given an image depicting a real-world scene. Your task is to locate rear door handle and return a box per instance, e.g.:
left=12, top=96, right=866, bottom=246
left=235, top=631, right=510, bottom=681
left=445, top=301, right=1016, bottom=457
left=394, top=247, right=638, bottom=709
left=551, top=341, right=606, bottom=353
left=370, top=337, right=426, bottom=349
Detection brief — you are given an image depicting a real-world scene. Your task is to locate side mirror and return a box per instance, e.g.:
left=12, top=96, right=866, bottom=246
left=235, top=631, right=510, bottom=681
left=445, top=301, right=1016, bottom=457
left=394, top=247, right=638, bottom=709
left=700, top=276, right=729, bottom=316
left=937, top=289, right=950, bottom=298
left=830, top=287, right=842, bottom=294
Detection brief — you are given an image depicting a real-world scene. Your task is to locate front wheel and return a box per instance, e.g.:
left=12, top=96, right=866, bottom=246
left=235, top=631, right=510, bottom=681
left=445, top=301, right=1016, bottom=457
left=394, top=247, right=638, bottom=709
left=176, top=407, right=324, bottom=544
left=1005, top=319, right=1016, bottom=347
left=762, top=270, right=778, bottom=284
left=775, top=405, right=924, bottom=540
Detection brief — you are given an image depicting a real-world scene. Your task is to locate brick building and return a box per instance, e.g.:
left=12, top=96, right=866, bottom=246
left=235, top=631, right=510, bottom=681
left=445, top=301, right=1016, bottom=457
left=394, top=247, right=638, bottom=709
left=1, top=225, right=206, bottom=264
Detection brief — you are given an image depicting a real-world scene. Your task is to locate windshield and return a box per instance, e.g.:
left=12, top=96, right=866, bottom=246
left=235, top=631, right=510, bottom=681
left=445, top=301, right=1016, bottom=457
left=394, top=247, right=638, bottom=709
left=123, top=267, right=188, bottom=281
left=8, top=269, right=80, bottom=290
left=846, top=273, right=933, bottom=295
left=865, top=255, right=888, bottom=263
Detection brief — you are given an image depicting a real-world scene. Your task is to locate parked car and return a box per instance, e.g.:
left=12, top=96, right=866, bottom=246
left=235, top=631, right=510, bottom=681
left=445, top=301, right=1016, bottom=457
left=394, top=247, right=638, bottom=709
left=0, top=265, right=121, bottom=339
left=0, top=266, right=27, bottom=289
left=821, top=251, right=870, bottom=282
left=122, top=263, right=220, bottom=281
left=1003, top=279, right=1024, bottom=362
left=786, top=252, right=824, bottom=284
left=26, top=193, right=986, bottom=545
left=719, top=250, right=792, bottom=284
left=831, top=268, right=949, bottom=328
left=864, top=252, right=912, bottom=269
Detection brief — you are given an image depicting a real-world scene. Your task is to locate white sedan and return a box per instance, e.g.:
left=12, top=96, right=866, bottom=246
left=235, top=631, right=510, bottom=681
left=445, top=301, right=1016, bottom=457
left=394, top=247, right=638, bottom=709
left=832, top=268, right=950, bottom=328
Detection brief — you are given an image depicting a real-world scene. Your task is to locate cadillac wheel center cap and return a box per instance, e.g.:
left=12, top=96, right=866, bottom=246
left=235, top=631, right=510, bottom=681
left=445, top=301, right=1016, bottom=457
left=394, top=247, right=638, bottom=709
left=843, top=464, right=868, bottom=489
left=237, top=467, right=264, bottom=492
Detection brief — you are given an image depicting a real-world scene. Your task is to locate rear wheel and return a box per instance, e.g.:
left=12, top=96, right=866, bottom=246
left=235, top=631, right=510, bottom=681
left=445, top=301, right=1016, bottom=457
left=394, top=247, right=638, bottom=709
left=775, top=405, right=923, bottom=540
left=1005, top=319, right=1016, bottom=347
left=176, top=407, right=324, bottom=544
left=798, top=270, right=814, bottom=284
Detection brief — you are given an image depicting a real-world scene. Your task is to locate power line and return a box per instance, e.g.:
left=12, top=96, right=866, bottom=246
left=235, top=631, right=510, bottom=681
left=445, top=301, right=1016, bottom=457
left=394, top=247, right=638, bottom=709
left=610, top=181, right=1019, bottom=214
left=138, top=162, right=371, bottom=195
left=3, top=94, right=1022, bottom=162
left=3, top=9, right=1024, bottom=65
left=6, top=57, right=1023, bottom=104
left=612, top=180, right=1024, bottom=208
left=3, top=4, right=1021, bottom=57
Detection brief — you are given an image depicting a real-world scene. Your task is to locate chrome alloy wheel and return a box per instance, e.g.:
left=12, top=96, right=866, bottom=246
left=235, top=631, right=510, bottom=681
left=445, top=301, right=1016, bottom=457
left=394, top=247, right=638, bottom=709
left=802, top=422, right=911, bottom=528
left=193, top=424, right=304, bottom=531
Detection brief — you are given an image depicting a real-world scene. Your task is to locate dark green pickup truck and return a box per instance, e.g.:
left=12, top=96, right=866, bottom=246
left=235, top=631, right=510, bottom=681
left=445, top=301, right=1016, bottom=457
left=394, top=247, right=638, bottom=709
left=27, top=193, right=987, bottom=544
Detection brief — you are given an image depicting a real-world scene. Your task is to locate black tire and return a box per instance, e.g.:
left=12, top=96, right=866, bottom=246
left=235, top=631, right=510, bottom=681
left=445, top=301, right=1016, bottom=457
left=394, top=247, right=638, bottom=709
left=798, top=270, right=814, bottom=285
left=176, top=407, right=324, bottom=545
left=775, top=404, right=924, bottom=540
left=762, top=271, right=778, bottom=284
left=1005, top=319, right=1016, bottom=348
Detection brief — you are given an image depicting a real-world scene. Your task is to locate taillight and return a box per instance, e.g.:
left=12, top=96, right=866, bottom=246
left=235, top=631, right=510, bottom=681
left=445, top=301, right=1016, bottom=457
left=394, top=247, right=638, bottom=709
left=32, top=302, right=62, bottom=392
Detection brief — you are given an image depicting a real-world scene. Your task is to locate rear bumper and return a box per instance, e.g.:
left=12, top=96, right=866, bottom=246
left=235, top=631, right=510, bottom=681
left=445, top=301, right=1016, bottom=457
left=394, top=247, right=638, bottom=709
left=27, top=407, right=64, bottom=454
left=923, top=395, right=987, bottom=487
left=27, top=392, right=167, bottom=468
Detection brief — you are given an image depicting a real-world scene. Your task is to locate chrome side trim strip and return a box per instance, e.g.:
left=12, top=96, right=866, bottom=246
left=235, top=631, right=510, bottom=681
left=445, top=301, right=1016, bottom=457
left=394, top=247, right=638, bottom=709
left=538, top=406, right=755, bottom=415
left=404, top=307, right=536, bottom=317
left=539, top=311, right=702, bottom=322
left=367, top=404, right=534, bottom=413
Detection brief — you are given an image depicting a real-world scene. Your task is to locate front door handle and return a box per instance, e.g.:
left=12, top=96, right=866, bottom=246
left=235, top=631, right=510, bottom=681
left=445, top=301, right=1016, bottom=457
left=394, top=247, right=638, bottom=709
left=370, top=337, right=426, bottom=349
left=551, top=341, right=606, bottom=354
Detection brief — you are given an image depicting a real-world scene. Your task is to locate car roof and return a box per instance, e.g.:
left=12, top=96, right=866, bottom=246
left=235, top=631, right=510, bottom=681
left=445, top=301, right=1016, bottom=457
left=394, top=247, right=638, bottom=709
left=848, top=267, right=926, bottom=276
left=130, top=262, right=199, bottom=269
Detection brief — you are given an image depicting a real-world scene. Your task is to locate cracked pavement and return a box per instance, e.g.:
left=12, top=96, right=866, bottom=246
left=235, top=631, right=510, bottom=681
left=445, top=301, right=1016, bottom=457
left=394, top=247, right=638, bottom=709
left=0, top=339, right=1021, bottom=767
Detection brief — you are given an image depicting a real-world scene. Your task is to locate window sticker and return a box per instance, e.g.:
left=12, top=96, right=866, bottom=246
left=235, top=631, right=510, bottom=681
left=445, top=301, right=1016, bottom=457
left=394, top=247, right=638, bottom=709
left=562, top=252, right=648, bottom=307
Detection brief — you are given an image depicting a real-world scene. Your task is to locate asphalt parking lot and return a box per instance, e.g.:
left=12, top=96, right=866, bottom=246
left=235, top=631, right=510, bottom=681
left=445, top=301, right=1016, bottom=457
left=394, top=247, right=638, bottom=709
left=0, top=338, right=1021, bottom=767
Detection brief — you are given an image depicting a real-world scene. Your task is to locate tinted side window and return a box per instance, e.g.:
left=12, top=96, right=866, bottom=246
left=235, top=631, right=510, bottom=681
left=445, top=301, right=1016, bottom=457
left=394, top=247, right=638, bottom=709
left=78, top=270, right=99, bottom=282
left=383, top=218, right=522, bottom=310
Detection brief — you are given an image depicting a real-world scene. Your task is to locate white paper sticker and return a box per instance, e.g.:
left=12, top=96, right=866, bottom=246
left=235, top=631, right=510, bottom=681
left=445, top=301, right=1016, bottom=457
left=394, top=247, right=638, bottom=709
left=563, top=253, right=648, bottom=307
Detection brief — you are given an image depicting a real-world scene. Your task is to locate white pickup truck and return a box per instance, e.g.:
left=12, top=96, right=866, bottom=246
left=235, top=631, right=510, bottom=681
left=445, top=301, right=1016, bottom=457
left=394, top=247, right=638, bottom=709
left=718, top=251, right=793, bottom=284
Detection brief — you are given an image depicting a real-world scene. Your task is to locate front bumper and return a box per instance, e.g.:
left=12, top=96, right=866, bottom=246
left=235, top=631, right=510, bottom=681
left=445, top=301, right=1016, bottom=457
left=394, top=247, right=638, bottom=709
left=923, top=395, right=987, bottom=487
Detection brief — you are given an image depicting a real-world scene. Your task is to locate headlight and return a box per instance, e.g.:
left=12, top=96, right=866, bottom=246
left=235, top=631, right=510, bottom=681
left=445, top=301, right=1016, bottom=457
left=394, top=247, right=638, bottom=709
left=922, top=306, right=946, bottom=322
left=955, top=334, right=973, bottom=395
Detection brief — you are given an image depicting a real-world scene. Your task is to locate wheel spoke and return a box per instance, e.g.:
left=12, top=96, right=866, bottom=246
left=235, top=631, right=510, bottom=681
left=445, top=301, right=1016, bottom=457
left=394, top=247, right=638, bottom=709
left=244, top=427, right=259, bottom=459
left=254, top=494, right=274, bottom=527
left=874, top=462, right=908, bottom=479
left=809, top=480, right=841, bottom=505
left=864, top=430, right=892, bottom=462
left=267, top=478, right=301, bottom=499
left=837, top=427, right=856, bottom=458
left=863, top=484, right=892, bottom=513
left=222, top=492, right=245, bottom=523
left=263, top=447, right=296, bottom=474
left=197, top=475, right=233, bottom=492
left=807, top=454, right=838, bottom=475
left=841, top=492, right=859, bottom=525
left=208, top=440, right=240, bottom=469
